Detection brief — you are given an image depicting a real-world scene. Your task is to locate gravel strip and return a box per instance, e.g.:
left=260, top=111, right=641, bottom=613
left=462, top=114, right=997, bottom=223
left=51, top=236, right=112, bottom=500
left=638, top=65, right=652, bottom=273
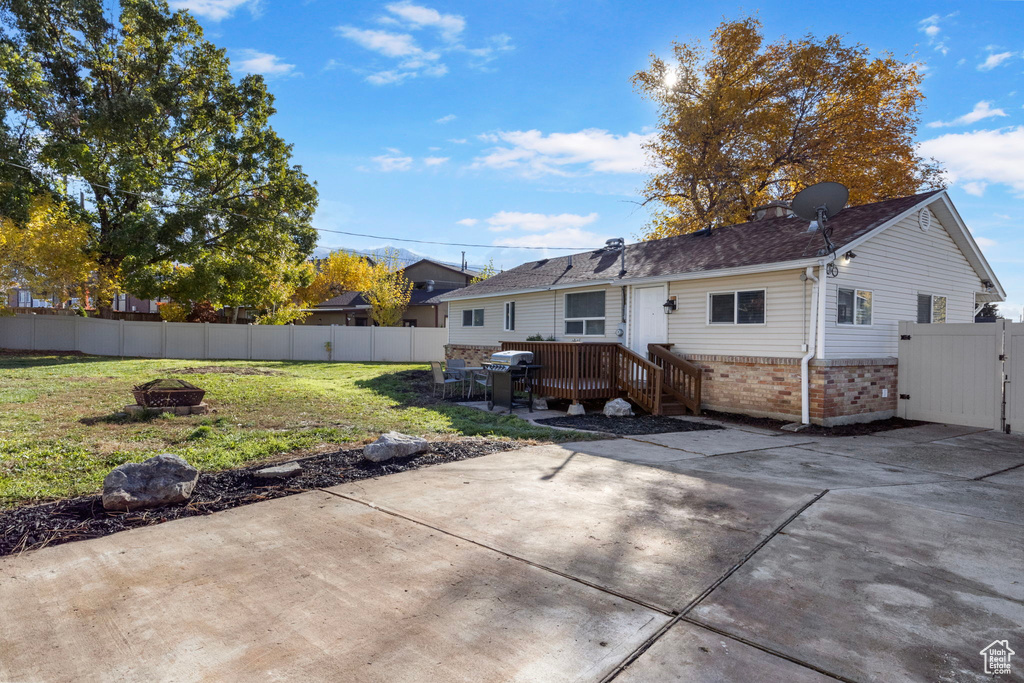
left=534, top=414, right=723, bottom=436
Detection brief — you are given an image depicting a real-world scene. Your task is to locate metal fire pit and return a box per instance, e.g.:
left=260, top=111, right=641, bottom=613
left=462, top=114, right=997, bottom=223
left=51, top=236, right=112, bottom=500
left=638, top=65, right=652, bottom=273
left=132, top=379, right=206, bottom=408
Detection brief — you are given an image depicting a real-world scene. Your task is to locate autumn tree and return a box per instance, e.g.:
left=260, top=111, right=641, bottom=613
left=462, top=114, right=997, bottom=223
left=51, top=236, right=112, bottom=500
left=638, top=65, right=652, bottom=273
left=0, top=195, right=99, bottom=307
left=0, top=0, right=317, bottom=310
left=294, top=250, right=373, bottom=306
left=633, top=16, right=943, bottom=238
left=362, top=250, right=412, bottom=327
left=470, top=259, right=498, bottom=284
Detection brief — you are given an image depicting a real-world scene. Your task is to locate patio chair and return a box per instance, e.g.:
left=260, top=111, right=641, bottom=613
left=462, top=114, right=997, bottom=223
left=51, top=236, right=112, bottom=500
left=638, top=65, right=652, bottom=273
left=446, top=358, right=468, bottom=397
left=430, top=361, right=466, bottom=399
left=469, top=368, right=491, bottom=401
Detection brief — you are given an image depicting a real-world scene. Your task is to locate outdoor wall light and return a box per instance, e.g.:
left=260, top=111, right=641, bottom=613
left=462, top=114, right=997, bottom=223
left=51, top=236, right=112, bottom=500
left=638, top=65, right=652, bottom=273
left=843, top=251, right=857, bottom=261
left=663, top=297, right=677, bottom=314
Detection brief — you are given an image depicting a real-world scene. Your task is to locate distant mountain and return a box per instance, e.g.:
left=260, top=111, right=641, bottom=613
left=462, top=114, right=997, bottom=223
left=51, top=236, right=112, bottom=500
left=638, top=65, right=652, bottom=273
left=311, top=244, right=468, bottom=271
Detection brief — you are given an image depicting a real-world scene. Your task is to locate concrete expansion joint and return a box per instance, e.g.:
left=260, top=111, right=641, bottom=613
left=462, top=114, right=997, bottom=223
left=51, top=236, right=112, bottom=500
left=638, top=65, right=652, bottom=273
left=317, top=487, right=674, bottom=617
left=601, top=490, right=830, bottom=682
left=972, top=461, right=1024, bottom=481
left=678, top=617, right=859, bottom=683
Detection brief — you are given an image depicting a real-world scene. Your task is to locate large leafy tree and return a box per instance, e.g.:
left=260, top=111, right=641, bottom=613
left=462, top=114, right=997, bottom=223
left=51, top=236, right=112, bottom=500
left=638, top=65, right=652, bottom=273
left=0, top=0, right=317, bottom=309
left=362, top=250, right=412, bottom=327
left=633, top=17, right=943, bottom=238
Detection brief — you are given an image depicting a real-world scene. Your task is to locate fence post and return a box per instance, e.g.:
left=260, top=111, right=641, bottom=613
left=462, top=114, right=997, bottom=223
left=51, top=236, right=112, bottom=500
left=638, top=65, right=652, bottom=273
left=73, top=315, right=80, bottom=352
left=330, top=325, right=337, bottom=362
left=203, top=322, right=210, bottom=359
left=370, top=325, right=376, bottom=362
left=30, top=314, right=37, bottom=351
left=289, top=323, right=295, bottom=361
left=161, top=321, right=168, bottom=358
left=247, top=324, right=253, bottom=360
left=118, top=319, right=125, bottom=357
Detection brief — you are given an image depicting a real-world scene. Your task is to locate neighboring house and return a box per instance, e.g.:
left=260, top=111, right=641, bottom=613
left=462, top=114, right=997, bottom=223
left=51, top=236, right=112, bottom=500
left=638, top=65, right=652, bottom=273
left=440, top=191, right=1004, bottom=426
left=6, top=287, right=159, bottom=313
left=300, top=259, right=478, bottom=327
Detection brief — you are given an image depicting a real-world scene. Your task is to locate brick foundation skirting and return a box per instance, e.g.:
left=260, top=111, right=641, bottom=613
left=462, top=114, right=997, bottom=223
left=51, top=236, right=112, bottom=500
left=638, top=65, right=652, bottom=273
left=685, top=354, right=898, bottom=426
left=444, top=343, right=500, bottom=366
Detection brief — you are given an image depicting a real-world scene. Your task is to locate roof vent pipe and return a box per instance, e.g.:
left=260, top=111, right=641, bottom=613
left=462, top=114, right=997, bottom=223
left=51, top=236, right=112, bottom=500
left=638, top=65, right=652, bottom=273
left=567, top=254, right=573, bottom=269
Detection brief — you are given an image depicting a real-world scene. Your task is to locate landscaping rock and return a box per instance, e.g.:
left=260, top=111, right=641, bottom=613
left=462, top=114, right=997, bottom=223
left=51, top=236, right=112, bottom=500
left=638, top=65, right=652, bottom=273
left=532, top=398, right=549, bottom=411
left=567, top=403, right=586, bottom=416
left=603, top=398, right=634, bottom=417
left=363, top=432, right=429, bottom=463
left=102, top=454, right=199, bottom=512
left=253, top=462, right=303, bottom=480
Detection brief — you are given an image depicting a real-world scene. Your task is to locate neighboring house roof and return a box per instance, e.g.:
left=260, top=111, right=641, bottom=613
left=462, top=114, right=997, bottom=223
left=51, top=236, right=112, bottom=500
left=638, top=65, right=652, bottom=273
left=405, top=258, right=480, bottom=279
left=310, top=288, right=458, bottom=311
left=441, top=190, right=1004, bottom=301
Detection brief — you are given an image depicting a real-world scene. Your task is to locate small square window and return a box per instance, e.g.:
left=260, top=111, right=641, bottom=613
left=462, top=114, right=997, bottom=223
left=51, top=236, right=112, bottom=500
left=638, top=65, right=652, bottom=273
left=710, top=293, right=735, bottom=324
left=917, top=294, right=947, bottom=323
left=837, top=288, right=855, bottom=324
left=737, top=290, right=765, bottom=324
left=932, top=296, right=946, bottom=323
left=462, top=308, right=484, bottom=327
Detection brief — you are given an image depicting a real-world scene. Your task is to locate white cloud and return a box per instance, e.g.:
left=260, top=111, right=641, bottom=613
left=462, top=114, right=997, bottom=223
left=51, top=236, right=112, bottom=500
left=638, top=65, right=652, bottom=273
left=927, top=101, right=1008, bottom=128
left=962, top=181, right=988, bottom=196
left=978, top=51, right=1016, bottom=71
left=423, top=156, right=450, bottom=166
left=435, top=114, right=457, bottom=124
left=494, top=226, right=611, bottom=249
left=918, top=13, right=956, bottom=55
left=448, top=138, right=468, bottom=144
left=232, top=49, right=296, bottom=77
left=918, top=126, right=1024, bottom=193
left=334, top=4, right=511, bottom=86
left=170, top=0, right=260, bottom=21
left=371, top=152, right=414, bottom=172
left=336, top=27, right=424, bottom=58
left=456, top=218, right=479, bottom=227
left=385, top=1, right=465, bottom=42
left=485, top=211, right=599, bottom=232
left=974, top=235, right=997, bottom=249
left=473, top=129, right=652, bottom=176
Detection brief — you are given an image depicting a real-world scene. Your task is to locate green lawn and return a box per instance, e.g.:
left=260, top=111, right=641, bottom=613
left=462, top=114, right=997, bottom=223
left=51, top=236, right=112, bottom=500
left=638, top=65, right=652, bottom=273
left=0, top=355, right=591, bottom=508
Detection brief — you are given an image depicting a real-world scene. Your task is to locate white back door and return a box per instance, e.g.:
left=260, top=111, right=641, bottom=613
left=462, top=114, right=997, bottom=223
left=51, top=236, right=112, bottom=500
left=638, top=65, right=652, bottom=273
left=631, top=285, right=668, bottom=355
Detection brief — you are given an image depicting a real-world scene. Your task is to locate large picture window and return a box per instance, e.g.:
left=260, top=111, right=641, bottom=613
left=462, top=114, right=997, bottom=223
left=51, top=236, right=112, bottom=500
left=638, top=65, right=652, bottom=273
left=564, top=290, right=605, bottom=336
left=462, top=308, right=484, bottom=327
left=838, top=288, right=872, bottom=325
left=917, top=294, right=947, bottom=323
left=708, top=290, right=765, bottom=325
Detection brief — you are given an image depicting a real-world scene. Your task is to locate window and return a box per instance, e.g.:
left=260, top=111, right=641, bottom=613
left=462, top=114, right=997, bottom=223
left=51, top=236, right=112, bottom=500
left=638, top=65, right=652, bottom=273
left=17, top=290, right=30, bottom=306
left=708, top=290, right=765, bottom=325
left=917, top=294, right=947, bottom=323
left=565, top=290, right=605, bottom=336
left=462, top=308, right=484, bottom=327
left=838, top=288, right=872, bottom=325
left=504, top=301, right=516, bottom=331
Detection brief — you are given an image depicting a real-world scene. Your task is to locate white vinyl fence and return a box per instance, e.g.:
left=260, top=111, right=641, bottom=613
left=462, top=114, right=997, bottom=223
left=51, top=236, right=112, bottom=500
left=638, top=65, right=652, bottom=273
left=0, top=314, right=446, bottom=363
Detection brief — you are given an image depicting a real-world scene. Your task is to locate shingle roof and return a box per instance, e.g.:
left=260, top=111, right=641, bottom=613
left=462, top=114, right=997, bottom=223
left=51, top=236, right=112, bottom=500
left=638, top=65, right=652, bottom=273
left=314, top=288, right=457, bottom=309
left=441, top=191, right=942, bottom=300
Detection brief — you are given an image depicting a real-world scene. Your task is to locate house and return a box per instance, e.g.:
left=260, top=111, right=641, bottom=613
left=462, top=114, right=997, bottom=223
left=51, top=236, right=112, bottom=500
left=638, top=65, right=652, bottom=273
left=300, top=259, right=478, bottom=327
left=439, top=190, right=1004, bottom=426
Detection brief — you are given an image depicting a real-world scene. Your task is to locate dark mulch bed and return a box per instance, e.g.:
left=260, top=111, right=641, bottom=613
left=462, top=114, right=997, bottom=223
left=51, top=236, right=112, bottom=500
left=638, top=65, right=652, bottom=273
left=534, top=414, right=723, bottom=436
left=701, top=410, right=927, bottom=437
left=0, top=438, right=518, bottom=558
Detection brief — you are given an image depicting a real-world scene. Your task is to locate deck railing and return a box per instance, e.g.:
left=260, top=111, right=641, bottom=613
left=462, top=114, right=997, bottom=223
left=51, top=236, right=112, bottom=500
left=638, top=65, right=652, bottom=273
left=648, top=343, right=702, bottom=415
left=498, top=340, right=665, bottom=414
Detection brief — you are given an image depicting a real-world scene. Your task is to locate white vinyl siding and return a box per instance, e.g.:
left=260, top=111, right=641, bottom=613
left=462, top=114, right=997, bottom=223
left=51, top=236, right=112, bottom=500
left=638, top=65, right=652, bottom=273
left=664, top=270, right=809, bottom=358
left=825, top=206, right=981, bottom=358
left=447, top=285, right=623, bottom=346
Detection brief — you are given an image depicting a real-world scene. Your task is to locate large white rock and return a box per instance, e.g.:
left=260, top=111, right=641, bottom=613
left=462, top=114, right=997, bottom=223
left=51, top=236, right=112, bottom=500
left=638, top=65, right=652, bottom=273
left=363, top=432, right=430, bottom=463
left=567, top=403, right=586, bottom=416
left=102, top=454, right=199, bottom=511
left=603, top=398, right=634, bottom=417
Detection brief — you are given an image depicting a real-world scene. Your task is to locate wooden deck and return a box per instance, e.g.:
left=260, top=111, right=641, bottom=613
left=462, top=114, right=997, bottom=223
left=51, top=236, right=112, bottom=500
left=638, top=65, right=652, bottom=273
left=499, top=341, right=701, bottom=416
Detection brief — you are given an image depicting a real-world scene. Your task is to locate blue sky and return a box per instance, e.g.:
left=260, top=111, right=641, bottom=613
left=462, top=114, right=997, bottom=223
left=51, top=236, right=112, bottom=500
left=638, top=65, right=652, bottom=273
left=176, top=0, right=1024, bottom=319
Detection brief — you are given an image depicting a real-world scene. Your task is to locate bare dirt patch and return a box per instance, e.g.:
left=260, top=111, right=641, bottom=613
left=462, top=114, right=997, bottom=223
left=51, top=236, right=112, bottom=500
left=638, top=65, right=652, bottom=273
left=168, top=366, right=284, bottom=376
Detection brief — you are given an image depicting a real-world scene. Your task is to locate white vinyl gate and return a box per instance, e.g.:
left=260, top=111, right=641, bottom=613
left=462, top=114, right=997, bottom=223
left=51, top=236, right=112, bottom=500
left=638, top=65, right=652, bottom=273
left=897, top=320, right=1019, bottom=433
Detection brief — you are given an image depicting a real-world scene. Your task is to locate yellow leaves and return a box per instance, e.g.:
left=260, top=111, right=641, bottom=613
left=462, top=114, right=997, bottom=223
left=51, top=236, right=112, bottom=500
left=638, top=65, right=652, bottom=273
left=0, top=196, right=101, bottom=305
left=634, top=16, right=943, bottom=239
left=294, top=250, right=372, bottom=306
left=158, top=302, right=189, bottom=322
left=362, top=249, right=413, bottom=327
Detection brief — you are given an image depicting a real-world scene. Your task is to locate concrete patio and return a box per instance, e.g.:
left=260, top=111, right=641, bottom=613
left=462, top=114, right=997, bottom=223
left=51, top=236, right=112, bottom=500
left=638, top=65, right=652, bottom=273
left=0, top=421, right=1021, bottom=681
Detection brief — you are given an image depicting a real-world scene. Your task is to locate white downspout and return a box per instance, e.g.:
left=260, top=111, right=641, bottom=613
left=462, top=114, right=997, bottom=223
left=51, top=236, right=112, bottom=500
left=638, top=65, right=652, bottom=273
left=800, top=266, right=821, bottom=425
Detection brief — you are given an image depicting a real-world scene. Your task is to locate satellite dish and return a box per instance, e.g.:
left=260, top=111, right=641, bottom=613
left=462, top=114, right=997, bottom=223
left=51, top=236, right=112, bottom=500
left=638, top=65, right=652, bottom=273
left=791, top=182, right=849, bottom=222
